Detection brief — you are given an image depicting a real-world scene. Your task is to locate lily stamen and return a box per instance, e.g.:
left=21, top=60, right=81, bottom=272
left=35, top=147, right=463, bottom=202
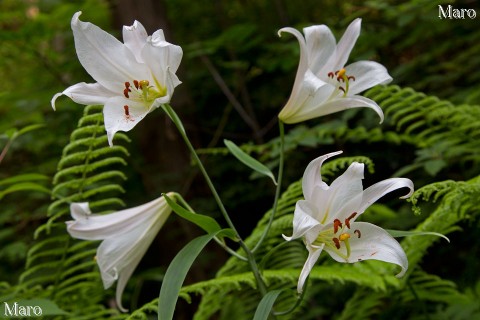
left=335, top=68, right=346, bottom=81
left=345, top=212, right=357, bottom=229
left=332, top=237, right=341, bottom=249
left=333, top=219, right=343, bottom=233
left=123, top=105, right=135, bottom=122
left=328, top=68, right=356, bottom=97
left=123, top=82, right=132, bottom=98
left=139, top=80, right=150, bottom=89
left=354, top=229, right=361, bottom=238
left=123, top=79, right=162, bottom=103
left=339, top=233, right=352, bottom=257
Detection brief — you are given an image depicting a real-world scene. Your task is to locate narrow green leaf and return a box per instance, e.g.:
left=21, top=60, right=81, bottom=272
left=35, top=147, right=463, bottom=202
left=158, top=230, right=231, bottom=320
left=387, top=229, right=450, bottom=242
left=224, top=139, right=277, bottom=185
left=16, top=123, right=45, bottom=136
left=253, top=289, right=283, bottom=320
left=0, top=182, right=51, bottom=200
left=163, top=193, right=221, bottom=234
left=0, top=173, right=49, bottom=186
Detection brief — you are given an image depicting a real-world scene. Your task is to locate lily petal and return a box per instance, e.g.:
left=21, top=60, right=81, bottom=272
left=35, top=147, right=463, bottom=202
left=278, top=70, right=334, bottom=123
left=302, top=151, right=343, bottom=201
left=325, top=222, right=408, bottom=277
left=357, top=178, right=414, bottom=214
left=149, top=30, right=183, bottom=73
left=284, top=200, right=322, bottom=243
left=97, top=207, right=169, bottom=311
left=67, top=196, right=169, bottom=240
left=103, top=97, right=150, bottom=146
left=70, top=202, right=92, bottom=220
left=278, top=27, right=310, bottom=105
left=123, top=20, right=148, bottom=63
left=346, top=61, right=392, bottom=95
left=51, top=82, right=115, bottom=110
left=303, top=25, right=336, bottom=75
left=316, top=95, right=385, bottom=123
left=327, top=18, right=361, bottom=71
left=297, top=243, right=324, bottom=293
left=71, top=12, right=148, bottom=92
left=66, top=195, right=173, bottom=312
left=141, top=39, right=183, bottom=94
left=321, top=162, right=364, bottom=222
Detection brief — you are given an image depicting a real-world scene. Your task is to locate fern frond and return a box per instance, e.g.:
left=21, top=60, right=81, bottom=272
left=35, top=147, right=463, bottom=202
left=14, top=104, right=131, bottom=319
left=337, top=288, right=386, bottom=320
left=400, top=270, right=466, bottom=304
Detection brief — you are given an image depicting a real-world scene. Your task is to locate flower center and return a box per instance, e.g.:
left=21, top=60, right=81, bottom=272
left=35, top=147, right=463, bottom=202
left=123, top=79, right=166, bottom=103
left=312, top=212, right=361, bottom=261
left=327, top=68, right=356, bottom=97
left=121, top=79, right=167, bottom=122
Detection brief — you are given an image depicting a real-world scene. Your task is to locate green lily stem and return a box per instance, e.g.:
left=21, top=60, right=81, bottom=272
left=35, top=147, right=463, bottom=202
left=273, top=275, right=309, bottom=316
left=162, top=104, right=267, bottom=295
left=162, top=104, right=240, bottom=237
left=172, top=192, right=248, bottom=261
left=252, top=120, right=285, bottom=253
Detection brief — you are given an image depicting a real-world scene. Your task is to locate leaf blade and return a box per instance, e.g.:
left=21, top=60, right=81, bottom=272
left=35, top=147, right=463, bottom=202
left=158, top=230, right=231, bottom=320
left=387, top=229, right=450, bottom=242
left=163, top=193, right=234, bottom=238
left=253, top=289, right=283, bottom=320
left=224, top=139, right=277, bottom=185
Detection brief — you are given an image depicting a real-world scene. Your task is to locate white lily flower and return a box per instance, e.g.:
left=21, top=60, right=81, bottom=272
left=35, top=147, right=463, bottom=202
left=52, top=12, right=183, bottom=145
left=284, top=151, right=413, bottom=293
left=278, top=19, right=392, bottom=124
left=66, top=194, right=174, bottom=311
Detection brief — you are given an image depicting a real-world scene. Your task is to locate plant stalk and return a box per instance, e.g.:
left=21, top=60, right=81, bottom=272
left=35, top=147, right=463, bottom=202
left=252, top=120, right=285, bottom=253
left=162, top=104, right=267, bottom=295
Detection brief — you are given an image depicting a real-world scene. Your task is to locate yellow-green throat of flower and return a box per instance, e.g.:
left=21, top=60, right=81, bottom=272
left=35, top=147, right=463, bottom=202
left=312, top=212, right=361, bottom=261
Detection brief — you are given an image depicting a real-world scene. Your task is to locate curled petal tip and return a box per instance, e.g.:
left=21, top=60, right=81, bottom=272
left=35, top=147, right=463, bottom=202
left=376, top=108, right=385, bottom=124
left=395, top=266, right=407, bottom=278
left=277, top=27, right=295, bottom=37
left=399, top=180, right=415, bottom=199
left=107, top=131, right=115, bottom=147
left=72, top=11, right=82, bottom=24
left=282, top=234, right=293, bottom=241
left=51, top=92, right=62, bottom=110
left=129, top=20, right=139, bottom=29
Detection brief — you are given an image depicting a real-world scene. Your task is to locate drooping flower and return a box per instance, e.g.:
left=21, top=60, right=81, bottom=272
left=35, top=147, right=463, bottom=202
left=284, top=151, right=413, bottom=293
left=52, top=12, right=183, bottom=145
left=66, top=194, right=174, bottom=311
left=278, top=19, right=392, bottom=124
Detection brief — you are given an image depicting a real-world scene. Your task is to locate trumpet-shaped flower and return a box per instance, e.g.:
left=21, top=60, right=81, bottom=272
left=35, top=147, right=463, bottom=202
left=52, top=12, right=183, bottom=145
left=278, top=19, right=392, bottom=124
left=284, top=151, right=413, bottom=293
left=66, top=194, right=174, bottom=311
